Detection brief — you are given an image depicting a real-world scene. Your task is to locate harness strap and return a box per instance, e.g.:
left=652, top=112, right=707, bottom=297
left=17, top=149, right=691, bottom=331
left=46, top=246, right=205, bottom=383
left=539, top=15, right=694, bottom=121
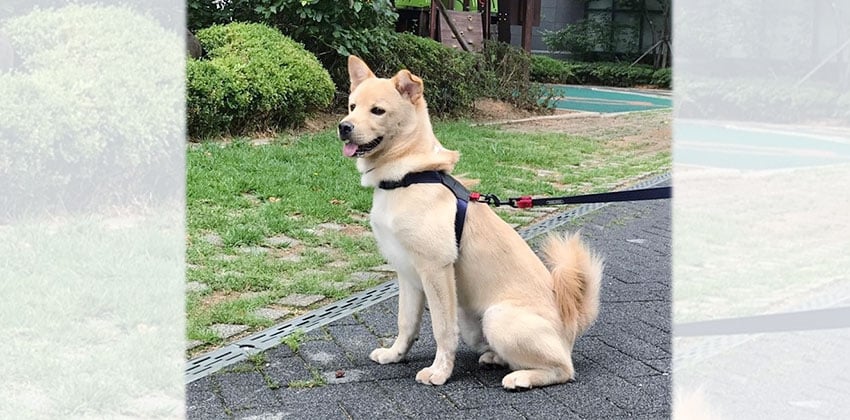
left=378, top=171, right=470, bottom=248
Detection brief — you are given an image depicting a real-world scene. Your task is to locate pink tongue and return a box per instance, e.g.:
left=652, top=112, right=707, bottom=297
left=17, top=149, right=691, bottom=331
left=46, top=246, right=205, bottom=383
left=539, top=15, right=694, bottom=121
left=343, top=142, right=359, bottom=157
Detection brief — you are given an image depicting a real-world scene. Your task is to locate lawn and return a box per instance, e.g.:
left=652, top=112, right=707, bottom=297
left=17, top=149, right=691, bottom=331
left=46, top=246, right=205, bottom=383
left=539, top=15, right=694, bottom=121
left=186, top=114, right=671, bottom=353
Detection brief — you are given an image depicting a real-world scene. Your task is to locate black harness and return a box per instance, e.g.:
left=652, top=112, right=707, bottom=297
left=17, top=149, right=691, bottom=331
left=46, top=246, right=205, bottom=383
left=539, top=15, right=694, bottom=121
left=378, top=171, right=470, bottom=248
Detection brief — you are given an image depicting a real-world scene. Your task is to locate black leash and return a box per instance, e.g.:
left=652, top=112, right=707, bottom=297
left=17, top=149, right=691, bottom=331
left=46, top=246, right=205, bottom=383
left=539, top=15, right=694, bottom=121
left=470, top=186, right=672, bottom=208
left=376, top=170, right=671, bottom=248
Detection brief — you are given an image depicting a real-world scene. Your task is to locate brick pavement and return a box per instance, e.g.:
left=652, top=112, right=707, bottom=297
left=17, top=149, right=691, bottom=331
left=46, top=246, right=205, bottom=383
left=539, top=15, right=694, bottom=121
left=187, top=195, right=672, bottom=419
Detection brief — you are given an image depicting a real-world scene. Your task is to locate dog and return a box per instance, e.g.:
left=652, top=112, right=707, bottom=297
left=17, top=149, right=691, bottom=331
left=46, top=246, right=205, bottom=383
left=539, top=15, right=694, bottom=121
left=338, top=55, right=603, bottom=389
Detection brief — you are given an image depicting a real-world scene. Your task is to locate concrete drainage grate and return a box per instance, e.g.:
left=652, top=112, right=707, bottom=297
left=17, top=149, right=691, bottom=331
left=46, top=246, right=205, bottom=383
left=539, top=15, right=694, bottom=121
left=185, top=280, right=398, bottom=383
left=185, top=173, right=671, bottom=383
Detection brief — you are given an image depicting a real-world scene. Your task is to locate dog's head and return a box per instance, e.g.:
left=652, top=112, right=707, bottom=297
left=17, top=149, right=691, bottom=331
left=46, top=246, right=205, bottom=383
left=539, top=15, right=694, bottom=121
left=338, top=56, right=426, bottom=159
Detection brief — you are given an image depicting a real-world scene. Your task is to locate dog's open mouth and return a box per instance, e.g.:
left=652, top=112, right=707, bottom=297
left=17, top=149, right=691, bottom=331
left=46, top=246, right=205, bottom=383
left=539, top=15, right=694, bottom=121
left=343, top=137, right=383, bottom=158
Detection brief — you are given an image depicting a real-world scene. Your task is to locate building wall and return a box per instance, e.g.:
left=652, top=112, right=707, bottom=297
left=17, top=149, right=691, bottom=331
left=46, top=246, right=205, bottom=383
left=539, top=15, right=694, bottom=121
left=507, top=0, right=584, bottom=52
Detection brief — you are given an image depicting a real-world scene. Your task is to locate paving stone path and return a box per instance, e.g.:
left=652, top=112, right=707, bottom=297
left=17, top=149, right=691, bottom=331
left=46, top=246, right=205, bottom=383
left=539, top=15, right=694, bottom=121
left=187, top=193, right=672, bottom=419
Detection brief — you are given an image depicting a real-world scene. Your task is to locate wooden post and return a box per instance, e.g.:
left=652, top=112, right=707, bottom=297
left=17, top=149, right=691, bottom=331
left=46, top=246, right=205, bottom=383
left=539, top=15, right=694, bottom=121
left=497, top=0, right=510, bottom=43
left=521, top=0, right=533, bottom=52
left=429, top=0, right=438, bottom=40
left=483, top=0, right=491, bottom=40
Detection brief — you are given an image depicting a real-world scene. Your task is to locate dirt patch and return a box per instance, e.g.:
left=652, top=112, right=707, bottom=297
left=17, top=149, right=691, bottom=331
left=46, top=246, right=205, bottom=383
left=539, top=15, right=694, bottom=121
left=200, top=290, right=242, bottom=307
left=469, top=98, right=555, bottom=122
left=299, top=111, right=345, bottom=134
left=341, top=224, right=370, bottom=237
left=500, top=110, right=671, bottom=157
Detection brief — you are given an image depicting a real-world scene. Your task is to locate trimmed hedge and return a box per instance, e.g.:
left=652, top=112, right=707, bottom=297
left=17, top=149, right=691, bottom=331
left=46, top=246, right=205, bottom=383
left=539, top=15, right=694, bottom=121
left=531, top=55, right=671, bottom=89
left=0, top=4, right=183, bottom=217
left=651, top=68, right=672, bottom=88
left=531, top=55, right=575, bottom=84
left=187, top=23, right=334, bottom=138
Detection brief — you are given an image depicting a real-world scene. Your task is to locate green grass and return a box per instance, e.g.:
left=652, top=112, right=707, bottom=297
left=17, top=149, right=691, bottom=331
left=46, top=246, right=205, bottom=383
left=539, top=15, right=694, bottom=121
left=281, top=329, right=306, bottom=353
left=186, top=116, right=671, bottom=350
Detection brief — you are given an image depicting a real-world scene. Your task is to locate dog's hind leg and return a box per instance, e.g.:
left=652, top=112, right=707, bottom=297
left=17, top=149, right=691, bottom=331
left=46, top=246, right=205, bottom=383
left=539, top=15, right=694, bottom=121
left=370, top=271, right=425, bottom=364
left=482, top=303, right=575, bottom=389
left=459, top=307, right=505, bottom=366
left=501, top=366, right=573, bottom=390
left=458, top=307, right=486, bottom=352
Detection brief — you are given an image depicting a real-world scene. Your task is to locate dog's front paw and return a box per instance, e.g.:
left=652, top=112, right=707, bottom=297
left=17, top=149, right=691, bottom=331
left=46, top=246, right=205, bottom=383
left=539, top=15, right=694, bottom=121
left=415, top=366, right=450, bottom=385
left=370, top=347, right=404, bottom=364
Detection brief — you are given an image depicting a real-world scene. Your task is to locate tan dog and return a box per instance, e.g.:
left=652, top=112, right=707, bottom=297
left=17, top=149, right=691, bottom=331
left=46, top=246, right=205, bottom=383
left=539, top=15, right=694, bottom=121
left=339, top=56, right=603, bottom=389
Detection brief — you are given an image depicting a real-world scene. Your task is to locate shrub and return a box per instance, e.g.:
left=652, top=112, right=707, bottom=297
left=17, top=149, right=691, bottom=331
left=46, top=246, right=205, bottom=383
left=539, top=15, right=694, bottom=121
left=187, top=23, right=334, bottom=137
left=479, top=40, right=543, bottom=110
left=576, top=62, right=657, bottom=87
left=531, top=55, right=574, bottom=83
left=355, top=35, right=547, bottom=115
left=187, top=0, right=398, bottom=96
left=358, top=33, right=479, bottom=116
left=651, top=68, right=672, bottom=88
left=529, top=56, right=670, bottom=88
left=0, top=4, right=183, bottom=217
left=542, top=19, right=613, bottom=61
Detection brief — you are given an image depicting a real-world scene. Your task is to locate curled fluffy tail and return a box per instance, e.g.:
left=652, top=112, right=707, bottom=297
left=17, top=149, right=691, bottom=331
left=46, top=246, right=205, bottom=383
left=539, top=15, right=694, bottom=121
left=542, top=233, right=603, bottom=335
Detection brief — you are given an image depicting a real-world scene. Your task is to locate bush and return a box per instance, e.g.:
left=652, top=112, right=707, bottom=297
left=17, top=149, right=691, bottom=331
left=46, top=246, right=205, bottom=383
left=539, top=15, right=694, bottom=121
left=651, top=68, right=672, bottom=88
left=358, top=33, right=479, bottom=116
left=542, top=19, right=613, bottom=62
left=187, top=0, right=398, bottom=97
left=0, top=4, right=183, bottom=217
left=574, top=62, right=657, bottom=87
left=479, top=40, right=543, bottom=110
left=531, top=55, right=574, bottom=83
left=186, top=1, right=542, bottom=114
left=187, top=23, right=334, bottom=137
left=355, top=35, right=545, bottom=115
left=529, top=56, right=670, bottom=88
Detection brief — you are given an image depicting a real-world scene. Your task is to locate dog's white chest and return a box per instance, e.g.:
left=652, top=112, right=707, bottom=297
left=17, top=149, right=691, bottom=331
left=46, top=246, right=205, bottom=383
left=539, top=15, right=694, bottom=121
left=369, top=190, right=417, bottom=276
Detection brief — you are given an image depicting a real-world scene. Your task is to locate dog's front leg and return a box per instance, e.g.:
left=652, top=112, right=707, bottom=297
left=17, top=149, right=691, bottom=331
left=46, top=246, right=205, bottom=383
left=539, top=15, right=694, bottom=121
left=415, top=263, right=458, bottom=386
left=370, top=271, right=424, bottom=364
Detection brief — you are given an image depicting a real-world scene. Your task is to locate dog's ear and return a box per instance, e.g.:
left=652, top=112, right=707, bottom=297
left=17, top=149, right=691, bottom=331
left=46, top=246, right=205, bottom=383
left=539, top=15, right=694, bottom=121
left=348, top=55, right=375, bottom=92
left=393, top=70, right=423, bottom=104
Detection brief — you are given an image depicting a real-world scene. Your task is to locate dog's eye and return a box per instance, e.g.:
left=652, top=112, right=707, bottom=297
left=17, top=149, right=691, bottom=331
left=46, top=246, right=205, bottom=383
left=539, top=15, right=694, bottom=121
left=371, top=107, right=386, bottom=116
left=349, top=104, right=356, bottom=112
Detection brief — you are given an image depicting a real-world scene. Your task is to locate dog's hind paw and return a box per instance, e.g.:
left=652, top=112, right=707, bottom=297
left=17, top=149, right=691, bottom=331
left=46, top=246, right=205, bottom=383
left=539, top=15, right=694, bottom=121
left=478, top=351, right=506, bottom=366
left=501, top=371, right=534, bottom=390
left=369, top=347, right=404, bottom=364
left=415, top=366, right=450, bottom=385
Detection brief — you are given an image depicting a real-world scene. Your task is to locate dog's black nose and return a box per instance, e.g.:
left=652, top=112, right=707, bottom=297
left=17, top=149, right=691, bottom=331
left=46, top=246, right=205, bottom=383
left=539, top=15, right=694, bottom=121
left=338, top=121, right=354, bottom=140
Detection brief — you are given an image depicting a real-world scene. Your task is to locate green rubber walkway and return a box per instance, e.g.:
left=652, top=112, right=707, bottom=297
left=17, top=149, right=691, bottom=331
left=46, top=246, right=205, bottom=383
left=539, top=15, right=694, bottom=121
left=548, top=85, right=671, bottom=113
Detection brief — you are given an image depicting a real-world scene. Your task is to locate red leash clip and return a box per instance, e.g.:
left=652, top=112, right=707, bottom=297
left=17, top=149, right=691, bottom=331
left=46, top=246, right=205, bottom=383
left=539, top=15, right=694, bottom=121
left=515, top=196, right=533, bottom=208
